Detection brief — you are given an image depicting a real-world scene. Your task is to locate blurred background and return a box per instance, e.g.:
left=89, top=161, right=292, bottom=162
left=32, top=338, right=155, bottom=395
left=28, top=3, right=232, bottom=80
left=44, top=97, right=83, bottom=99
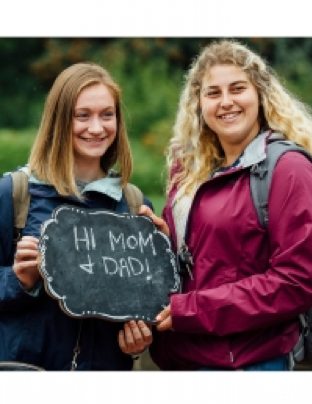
left=1, top=37, right=312, bottom=370
left=1, top=37, right=312, bottom=215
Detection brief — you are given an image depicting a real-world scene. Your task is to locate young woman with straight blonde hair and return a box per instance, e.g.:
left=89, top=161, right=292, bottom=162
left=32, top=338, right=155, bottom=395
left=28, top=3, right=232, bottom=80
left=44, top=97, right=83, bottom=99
left=0, top=62, right=153, bottom=370
left=147, top=39, right=312, bottom=370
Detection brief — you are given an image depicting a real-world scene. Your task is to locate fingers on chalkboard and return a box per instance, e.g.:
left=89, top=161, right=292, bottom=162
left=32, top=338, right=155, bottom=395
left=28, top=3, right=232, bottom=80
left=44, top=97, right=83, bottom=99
left=37, top=251, right=42, bottom=268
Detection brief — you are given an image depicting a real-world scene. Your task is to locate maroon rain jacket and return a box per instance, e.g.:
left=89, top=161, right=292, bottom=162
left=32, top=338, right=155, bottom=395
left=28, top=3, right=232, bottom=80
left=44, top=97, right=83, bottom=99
left=150, top=131, right=312, bottom=370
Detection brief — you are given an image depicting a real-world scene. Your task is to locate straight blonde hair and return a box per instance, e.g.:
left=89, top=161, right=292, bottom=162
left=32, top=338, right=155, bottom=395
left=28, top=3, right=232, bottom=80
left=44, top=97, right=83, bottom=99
left=28, top=62, right=133, bottom=198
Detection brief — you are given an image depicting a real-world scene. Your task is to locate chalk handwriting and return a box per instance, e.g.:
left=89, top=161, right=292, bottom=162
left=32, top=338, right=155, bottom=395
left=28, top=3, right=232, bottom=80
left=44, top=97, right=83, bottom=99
left=102, top=256, right=150, bottom=278
left=73, top=226, right=157, bottom=278
left=74, top=226, right=96, bottom=251
left=79, top=254, right=95, bottom=274
left=109, top=231, right=156, bottom=255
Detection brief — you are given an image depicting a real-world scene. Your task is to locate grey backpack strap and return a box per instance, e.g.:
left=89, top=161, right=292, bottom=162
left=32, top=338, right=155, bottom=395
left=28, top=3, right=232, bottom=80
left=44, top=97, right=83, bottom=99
left=11, top=171, right=30, bottom=245
left=250, top=140, right=312, bottom=228
left=250, top=139, right=312, bottom=368
left=124, top=183, right=143, bottom=215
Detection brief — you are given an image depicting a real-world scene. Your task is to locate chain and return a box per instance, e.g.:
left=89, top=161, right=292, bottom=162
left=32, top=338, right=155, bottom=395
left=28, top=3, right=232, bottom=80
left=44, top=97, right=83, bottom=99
left=70, top=320, right=83, bottom=371
left=71, top=347, right=81, bottom=371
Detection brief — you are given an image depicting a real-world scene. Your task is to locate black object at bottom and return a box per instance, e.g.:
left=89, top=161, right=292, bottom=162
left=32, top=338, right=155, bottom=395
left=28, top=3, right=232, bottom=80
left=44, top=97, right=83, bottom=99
left=0, top=361, right=44, bottom=371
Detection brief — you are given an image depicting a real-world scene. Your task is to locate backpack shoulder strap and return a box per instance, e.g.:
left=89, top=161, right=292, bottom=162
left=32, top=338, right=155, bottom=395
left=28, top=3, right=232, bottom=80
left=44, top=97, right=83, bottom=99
left=10, top=171, right=30, bottom=243
left=124, top=183, right=144, bottom=214
left=250, top=140, right=312, bottom=228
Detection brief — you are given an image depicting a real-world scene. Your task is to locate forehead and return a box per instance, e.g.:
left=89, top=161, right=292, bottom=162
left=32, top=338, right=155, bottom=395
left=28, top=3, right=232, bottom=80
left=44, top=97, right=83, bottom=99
left=75, top=83, right=115, bottom=107
left=202, top=64, right=250, bottom=87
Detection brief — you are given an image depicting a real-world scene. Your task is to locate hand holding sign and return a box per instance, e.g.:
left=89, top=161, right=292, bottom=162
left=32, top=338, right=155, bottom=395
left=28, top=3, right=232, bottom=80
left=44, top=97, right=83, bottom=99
left=13, top=236, right=41, bottom=290
left=118, top=320, right=152, bottom=355
left=38, top=205, right=180, bottom=323
left=138, top=204, right=170, bottom=237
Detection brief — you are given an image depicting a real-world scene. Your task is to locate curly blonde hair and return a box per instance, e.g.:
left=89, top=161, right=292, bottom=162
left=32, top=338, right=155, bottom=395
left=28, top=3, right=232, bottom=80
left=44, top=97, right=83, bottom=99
left=167, top=39, right=312, bottom=198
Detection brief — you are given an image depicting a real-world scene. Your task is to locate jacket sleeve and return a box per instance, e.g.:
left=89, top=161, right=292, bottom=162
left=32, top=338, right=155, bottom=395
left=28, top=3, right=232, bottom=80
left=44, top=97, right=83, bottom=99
left=143, top=196, right=154, bottom=212
left=0, top=175, right=40, bottom=312
left=170, top=152, right=312, bottom=336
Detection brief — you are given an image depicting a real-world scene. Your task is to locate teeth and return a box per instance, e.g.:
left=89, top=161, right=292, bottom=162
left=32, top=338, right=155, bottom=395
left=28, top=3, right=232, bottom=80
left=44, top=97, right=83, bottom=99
left=82, top=138, right=104, bottom=142
left=221, top=113, right=239, bottom=119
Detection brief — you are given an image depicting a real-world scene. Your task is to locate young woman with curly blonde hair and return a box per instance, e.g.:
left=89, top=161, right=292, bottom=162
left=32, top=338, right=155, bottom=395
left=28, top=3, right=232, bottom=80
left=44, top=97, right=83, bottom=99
left=148, top=39, right=312, bottom=370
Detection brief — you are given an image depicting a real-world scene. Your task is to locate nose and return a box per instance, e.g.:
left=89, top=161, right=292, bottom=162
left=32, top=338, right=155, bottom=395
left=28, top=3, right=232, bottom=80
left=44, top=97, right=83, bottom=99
left=220, top=92, right=233, bottom=108
left=88, top=117, right=103, bottom=134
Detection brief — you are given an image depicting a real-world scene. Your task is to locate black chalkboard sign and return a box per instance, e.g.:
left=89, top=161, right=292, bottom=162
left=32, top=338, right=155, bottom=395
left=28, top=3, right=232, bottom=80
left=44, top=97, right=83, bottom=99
left=38, top=205, right=180, bottom=323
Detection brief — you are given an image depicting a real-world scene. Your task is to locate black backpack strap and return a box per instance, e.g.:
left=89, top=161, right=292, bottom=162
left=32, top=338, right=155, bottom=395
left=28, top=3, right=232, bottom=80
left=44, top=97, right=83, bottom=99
left=250, top=140, right=312, bottom=228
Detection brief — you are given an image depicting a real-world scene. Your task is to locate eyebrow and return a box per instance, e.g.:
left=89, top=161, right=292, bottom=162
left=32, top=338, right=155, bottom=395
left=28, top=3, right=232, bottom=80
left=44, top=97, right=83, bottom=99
left=202, top=80, right=248, bottom=92
left=74, top=105, right=115, bottom=111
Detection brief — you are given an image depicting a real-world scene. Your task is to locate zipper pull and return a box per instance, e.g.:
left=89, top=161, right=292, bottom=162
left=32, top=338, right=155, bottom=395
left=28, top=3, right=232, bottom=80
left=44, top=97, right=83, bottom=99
left=179, top=240, right=194, bottom=280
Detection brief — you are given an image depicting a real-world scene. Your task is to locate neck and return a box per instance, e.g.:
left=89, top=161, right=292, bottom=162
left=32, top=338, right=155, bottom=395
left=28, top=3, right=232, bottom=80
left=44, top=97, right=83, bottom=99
left=74, top=161, right=105, bottom=183
left=221, top=125, right=260, bottom=167
left=221, top=152, right=241, bottom=168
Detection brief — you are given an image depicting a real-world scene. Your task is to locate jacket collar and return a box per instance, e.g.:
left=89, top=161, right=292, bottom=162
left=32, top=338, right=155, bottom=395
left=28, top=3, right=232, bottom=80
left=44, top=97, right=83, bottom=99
left=16, top=166, right=123, bottom=201
left=238, top=130, right=284, bottom=169
left=79, top=176, right=122, bottom=200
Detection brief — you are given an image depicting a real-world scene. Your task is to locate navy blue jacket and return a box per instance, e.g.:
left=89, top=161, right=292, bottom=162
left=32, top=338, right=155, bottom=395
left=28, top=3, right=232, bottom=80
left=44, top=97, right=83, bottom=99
left=0, top=173, right=152, bottom=370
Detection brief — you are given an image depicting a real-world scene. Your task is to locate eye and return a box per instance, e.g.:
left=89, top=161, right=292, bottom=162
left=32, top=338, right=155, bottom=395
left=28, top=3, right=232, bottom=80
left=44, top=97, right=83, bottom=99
left=74, top=112, right=88, bottom=119
left=206, top=90, right=220, bottom=98
left=232, top=85, right=245, bottom=93
left=102, top=110, right=116, bottom=119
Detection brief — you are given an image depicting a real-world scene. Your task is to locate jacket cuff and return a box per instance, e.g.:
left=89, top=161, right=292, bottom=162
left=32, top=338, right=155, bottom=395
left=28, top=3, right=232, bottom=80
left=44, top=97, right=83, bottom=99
left=19, top=279, right=43, bottom=297
left=170, top=292, right=200, bottom=333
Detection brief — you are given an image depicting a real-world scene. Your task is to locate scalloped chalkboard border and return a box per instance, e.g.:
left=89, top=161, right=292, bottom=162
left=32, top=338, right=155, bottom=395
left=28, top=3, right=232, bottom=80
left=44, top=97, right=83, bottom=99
left=39, top=205, right=180, bottom=323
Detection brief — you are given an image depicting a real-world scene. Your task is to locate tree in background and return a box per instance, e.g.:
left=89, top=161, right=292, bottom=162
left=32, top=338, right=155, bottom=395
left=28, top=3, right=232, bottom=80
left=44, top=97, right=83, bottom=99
left=2, top=37, right=312, bottom=131
left=1, top=38, right=312, bottom=195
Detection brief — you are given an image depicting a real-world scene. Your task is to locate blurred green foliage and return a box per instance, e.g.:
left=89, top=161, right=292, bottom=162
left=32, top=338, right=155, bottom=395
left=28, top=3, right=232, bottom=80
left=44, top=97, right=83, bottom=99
left=0, top=129, right=35, bottom=173
left=1, top=37, right=312, bottom=199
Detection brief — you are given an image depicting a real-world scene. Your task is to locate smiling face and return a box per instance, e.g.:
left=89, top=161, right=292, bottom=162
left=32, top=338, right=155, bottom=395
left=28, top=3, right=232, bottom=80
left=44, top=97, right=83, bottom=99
left=72, top=83, right=117, bottom=170
left=200, top=64, right=260, bottom=155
